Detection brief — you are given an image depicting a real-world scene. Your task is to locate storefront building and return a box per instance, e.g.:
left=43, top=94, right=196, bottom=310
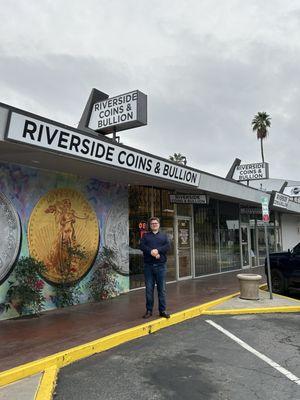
left=0, top=99, right=300, bottom=320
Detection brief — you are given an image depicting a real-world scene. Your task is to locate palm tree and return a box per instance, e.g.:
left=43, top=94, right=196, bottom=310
left=169, top=153, right=187, bottom=165
left=251, top=112, right=271, bottom=163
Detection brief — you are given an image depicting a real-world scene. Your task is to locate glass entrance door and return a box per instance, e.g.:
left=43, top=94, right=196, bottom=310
left=241, top=225, right=250, bottom=268
left=176, top=217, right=192, bottom=279
left=241, top=224, right=258, bottom=268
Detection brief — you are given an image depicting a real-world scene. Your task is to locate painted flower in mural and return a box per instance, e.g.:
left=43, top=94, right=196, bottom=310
left=34, top=280, right=45, bottom=291
left=28, top=188, right=100, bottom=285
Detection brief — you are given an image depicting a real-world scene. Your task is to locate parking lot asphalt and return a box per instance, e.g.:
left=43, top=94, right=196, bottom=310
left=55, top=313, right=300, bottom=400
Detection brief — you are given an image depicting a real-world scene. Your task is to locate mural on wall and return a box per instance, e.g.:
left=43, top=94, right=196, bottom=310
left=28, top=188, right=100, bottom=285
left=0, top=192, right=21, bottom=283
left=104, top=196, right=129, bottom=276
left=0, top=162, right=129, bottom=321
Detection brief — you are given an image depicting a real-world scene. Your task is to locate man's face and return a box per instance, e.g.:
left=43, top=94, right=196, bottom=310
left=150, top=220, right=160, bottom=232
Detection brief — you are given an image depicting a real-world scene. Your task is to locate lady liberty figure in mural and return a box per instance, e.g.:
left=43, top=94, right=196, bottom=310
left=45, top=198, right=88, bottom=277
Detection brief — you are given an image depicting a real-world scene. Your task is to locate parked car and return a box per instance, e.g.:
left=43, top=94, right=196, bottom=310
left=265, top=243, right=300, bottom=294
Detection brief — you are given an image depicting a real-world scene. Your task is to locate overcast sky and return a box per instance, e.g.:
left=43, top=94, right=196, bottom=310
left=1, top=0, right=300, bottom=180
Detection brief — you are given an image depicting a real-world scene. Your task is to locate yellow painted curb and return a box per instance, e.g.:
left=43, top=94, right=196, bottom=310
left=203, top=306, right=300, bottom=315
left=35, top=365, right=58, bottom=400
left=0, top=292, right=238, bottom=388
left=259, top=283, right=268, bottom=290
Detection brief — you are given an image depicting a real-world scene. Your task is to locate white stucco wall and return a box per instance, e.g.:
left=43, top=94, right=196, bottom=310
left=281, top=213, right=300, bottom=250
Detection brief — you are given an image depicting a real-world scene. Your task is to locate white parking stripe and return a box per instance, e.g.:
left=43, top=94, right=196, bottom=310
left=206, top=319, right=300, bottom=386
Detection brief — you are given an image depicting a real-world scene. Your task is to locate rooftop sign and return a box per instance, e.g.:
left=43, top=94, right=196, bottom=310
left=5, top=112, right=200, bottom=187
left=233, top=162, right=269, bottom=181
left=88, top=90, right=147, bottom=134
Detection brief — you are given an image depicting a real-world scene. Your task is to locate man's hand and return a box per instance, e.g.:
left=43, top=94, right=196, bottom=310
left=151, top=249, right=159, bottom=257
left=155, top=254, right=160, bottom=259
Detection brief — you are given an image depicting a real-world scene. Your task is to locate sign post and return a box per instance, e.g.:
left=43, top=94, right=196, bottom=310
left=261, top=196, right=273, bottom=299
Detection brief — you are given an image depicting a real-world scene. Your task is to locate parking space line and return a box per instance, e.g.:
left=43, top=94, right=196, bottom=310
left=205, top=319, right=300, bottom=386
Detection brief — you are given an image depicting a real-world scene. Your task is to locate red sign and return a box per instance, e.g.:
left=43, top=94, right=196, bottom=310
left=138, top=221, right=148, bottom=238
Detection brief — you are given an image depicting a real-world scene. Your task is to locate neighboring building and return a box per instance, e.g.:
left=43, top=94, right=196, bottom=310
left=0, top=100, right=300, bottom=320
left=248, top=179, right=300, bottom=250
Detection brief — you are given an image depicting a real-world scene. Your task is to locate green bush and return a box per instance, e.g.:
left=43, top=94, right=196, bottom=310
left=5, top=257, right=46, bottom=316
left=87, top=246, right=119, bottom=301
left=53, top=244, right=86, bottom=308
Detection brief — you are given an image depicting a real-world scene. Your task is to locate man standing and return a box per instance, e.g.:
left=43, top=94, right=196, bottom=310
left=140, top=217, right=170, bottom=319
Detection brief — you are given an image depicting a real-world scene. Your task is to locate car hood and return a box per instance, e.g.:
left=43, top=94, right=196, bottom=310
left=269, top=251, right=290, bottom=257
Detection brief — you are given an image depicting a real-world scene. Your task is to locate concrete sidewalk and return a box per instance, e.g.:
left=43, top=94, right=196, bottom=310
left=204, top=289, right=300, bottom=314
left=0, top=373, right=41, bottom=400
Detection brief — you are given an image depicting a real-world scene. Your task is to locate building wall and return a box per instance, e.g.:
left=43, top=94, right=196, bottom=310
left=0, top=162, right=129, bottom=320
left=281, top=213, right=300, bottom=250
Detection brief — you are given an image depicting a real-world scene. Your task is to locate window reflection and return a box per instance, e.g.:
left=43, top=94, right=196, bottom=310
left=129, top=186, right=176, bottom=289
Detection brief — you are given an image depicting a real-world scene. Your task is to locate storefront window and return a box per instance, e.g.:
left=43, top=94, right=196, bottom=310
left=177, top=203, right=192, bottom=216
left=241, top=210, right=282, bottom=266
left=129, top=186, right=151, bottom=289
left=194, top=199, right=219, bottom=276
left=219, top=201, right=240, bottom=271
left=129, top=186, right=176, bottom=289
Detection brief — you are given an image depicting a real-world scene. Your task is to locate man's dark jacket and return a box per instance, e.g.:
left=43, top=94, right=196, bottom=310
left=140, top=231, right=170, bottom=265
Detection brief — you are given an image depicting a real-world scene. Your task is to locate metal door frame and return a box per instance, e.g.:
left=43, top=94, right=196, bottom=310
left=240, top=223, right=251, bottom=269
left=175, top=215, right=193, bottom=280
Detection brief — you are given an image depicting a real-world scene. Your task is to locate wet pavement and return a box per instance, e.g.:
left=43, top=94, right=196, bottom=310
left=55, top=313, right=300, bottom=400
left=0, top=267, right=265, bottom=372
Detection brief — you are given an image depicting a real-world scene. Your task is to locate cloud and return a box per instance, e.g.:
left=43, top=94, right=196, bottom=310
left=0, top=0, right=300, bottom=181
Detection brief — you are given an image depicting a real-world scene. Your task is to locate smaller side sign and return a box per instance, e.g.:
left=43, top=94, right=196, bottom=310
left=169, top=194, right=207, bottom=204
left=283, top=186, right=300, bottom=198
left=273, top=192, right=289, bottom=209
left=233, top=162, right=269, bottom=181
left=261, top=196, right=270, bottom=223
left=88, top=90, right=147, bottom=134
left=240, top=207, right=262, bottom=215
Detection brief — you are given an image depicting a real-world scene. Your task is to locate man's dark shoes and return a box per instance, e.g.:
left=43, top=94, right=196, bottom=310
left=159, top=311, right=170, bottom=319
left=143, top=311, right=152, bottom=319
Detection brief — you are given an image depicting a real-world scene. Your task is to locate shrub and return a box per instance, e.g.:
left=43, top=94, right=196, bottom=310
left=87, top=246, right=119, bottom=301
left=5, top=257, right=46, bottom=316
left=53, top=244, right=86, bottom=308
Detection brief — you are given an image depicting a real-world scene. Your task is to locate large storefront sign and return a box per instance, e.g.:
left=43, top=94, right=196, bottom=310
left=5, top=112, right=200, bottom=187
left=169, top=194, right=207, bottom=204
left=88, top=90, right=147, bottom=133
left=233, top=162, right=269, bottom=181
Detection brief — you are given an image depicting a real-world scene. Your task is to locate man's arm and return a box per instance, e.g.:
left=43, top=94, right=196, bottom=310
left=157, top=235, right=170, bottom=254
left=139, top=235, right=152, bottom=255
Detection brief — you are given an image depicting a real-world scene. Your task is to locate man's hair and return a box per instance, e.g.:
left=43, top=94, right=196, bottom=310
left=149, top=217, right=160, bottom=224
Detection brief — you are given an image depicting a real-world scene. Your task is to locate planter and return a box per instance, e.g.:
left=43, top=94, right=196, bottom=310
left=237, top=273, right=262, bottom=300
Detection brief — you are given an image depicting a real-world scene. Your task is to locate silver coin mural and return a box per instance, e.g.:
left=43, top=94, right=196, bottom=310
left=0, top=192, right=21, bottom=283
left=104, top=195, right=129, bottom=275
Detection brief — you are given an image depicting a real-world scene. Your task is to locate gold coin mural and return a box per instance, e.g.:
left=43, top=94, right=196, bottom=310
left=28, top=188, right=99, bottom=285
